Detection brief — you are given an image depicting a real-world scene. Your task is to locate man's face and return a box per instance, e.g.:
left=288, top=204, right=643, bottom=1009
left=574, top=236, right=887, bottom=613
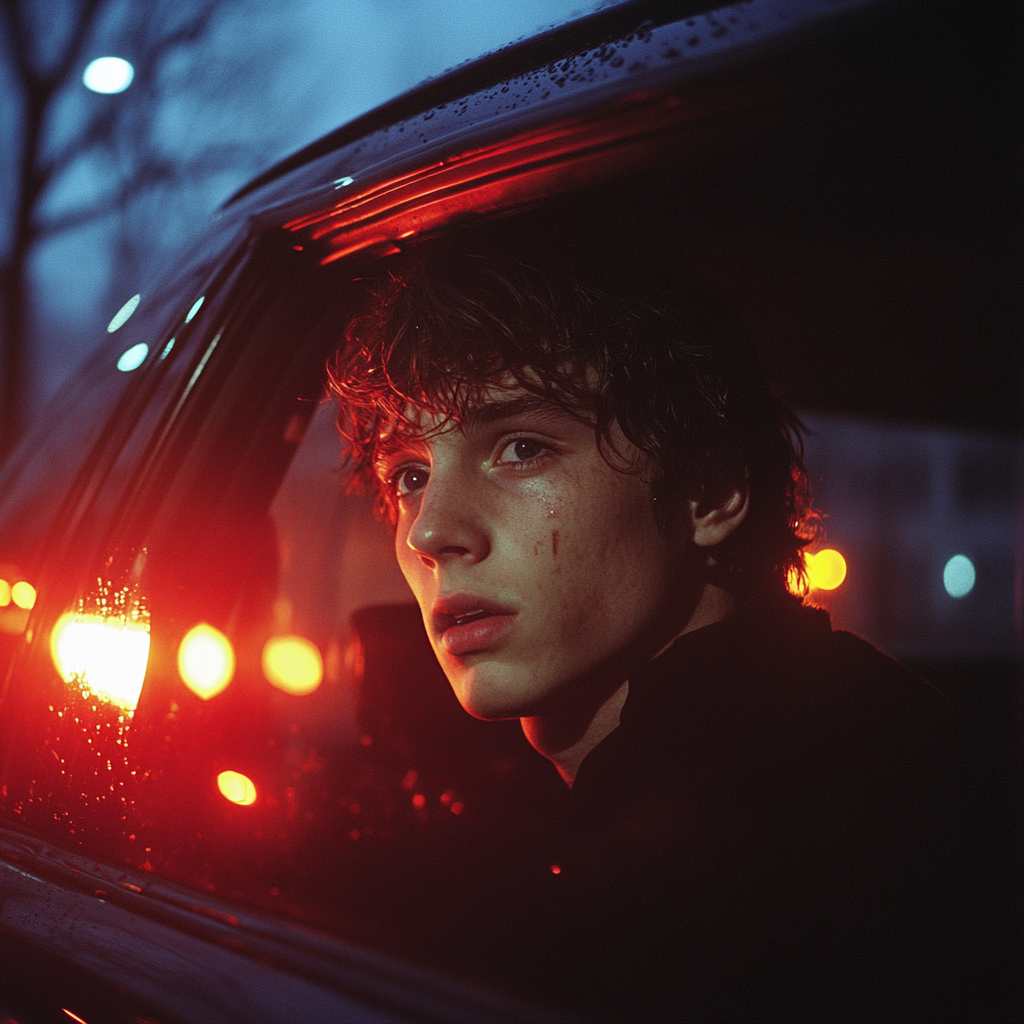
left=379, top=388, right=701, bottom=720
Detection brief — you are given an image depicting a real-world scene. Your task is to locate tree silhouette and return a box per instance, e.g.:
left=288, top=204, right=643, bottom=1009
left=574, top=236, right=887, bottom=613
left=0, top=0, right=292, bottom=459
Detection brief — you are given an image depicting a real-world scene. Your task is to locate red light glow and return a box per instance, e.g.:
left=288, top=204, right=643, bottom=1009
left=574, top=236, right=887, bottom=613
left=178, top=624, right=234, bottom=699
left=50, top=612, right=150, bottom=711
left=217, top=770, right=257, bottom=806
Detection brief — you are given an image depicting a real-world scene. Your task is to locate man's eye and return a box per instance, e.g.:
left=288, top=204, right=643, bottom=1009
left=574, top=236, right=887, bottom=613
left=393, top=466, right=429, bottom=496
left=497, top=438, right=546, bottom=464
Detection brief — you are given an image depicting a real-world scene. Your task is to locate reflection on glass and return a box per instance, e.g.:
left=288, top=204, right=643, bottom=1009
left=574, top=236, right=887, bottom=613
left=116, top=342, right=149, bottom=372
left=184, top=296, right=205, bottom=323
left=106, top=293, right=141, bottom=333
left=262, top=635, right=323, bottom=695
left=50, top=612, right=150, bottom=712
left=218, top=770, right=257, bottom=806
left=178, top=623, right=235, bottom=699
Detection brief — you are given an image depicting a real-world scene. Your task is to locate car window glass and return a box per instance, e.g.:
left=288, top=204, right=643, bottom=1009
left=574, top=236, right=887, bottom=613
left=0, top=238, right=561, bottom=997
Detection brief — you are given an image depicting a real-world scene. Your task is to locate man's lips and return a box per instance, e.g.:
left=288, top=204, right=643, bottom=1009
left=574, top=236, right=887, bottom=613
left=432, top=594, right=517, bottom=656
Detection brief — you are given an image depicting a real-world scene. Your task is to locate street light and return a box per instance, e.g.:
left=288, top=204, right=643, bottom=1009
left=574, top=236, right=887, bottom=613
left=83, top=56, right=134, bottom=94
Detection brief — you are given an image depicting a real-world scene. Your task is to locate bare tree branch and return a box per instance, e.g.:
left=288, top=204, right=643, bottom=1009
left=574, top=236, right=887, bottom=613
left=0, top=0, right=296, bottom=456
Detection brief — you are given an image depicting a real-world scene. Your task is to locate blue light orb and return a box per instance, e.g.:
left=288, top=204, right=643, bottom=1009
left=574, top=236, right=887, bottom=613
left=185, top=296, right=205, bottom=323
left=943, top=554, right=976, bottom=598
left=117, top=343, right=149, bottom=372
left=83, top=57, right=134, bottom=94
left=107, top=294, right=141, bottom=332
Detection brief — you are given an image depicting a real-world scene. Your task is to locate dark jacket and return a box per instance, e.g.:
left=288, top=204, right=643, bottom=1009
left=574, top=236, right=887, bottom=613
left=546, top=601, right=1013, bottom=1021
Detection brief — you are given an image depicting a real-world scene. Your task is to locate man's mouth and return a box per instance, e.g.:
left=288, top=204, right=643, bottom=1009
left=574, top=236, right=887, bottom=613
left=432, top=595, right=516, bottom=656
left=452, top=609, right=489, bottom=626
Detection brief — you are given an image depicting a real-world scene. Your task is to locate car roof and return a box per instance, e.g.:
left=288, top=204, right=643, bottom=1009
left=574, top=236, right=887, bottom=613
left=219, top=0, right=1017, bottom=435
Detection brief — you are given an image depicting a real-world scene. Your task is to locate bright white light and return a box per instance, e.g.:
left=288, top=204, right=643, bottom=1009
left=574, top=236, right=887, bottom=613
left=83, top=57, right=134, bottom=94
left=943, top=554, right=976, bottom=598
left=51, top=612, right=150, bottom=711
left=184, top=296, right=205, bottom=323
left=117, top=343, right=149, bottom=372
left=107, top=294, right=141, bottom=332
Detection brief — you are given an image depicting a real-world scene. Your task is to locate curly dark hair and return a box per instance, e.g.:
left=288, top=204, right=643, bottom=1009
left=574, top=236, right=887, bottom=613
left=328, top=228, right=816, bottom=598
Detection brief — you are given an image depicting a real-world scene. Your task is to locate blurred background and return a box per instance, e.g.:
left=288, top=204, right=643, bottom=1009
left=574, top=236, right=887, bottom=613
left=0, top=0, right=592, bottom=453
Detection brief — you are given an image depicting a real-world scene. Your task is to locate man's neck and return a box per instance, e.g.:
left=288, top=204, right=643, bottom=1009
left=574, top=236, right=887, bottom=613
left=521, top=680, right=629, bottom=787
left=521, top=582, right=736, bottom=786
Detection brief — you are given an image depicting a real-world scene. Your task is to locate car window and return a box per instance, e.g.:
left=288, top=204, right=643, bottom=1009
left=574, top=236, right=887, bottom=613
left=0, top=242, right=242, bottom=642
left=0, top=230, right=565, bottom=997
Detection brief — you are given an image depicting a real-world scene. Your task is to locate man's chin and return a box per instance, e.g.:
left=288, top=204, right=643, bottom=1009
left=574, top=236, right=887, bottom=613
left=447, top=664, right=534, bottom=721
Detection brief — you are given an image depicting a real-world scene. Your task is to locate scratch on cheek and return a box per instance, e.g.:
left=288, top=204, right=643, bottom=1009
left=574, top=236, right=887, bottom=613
left=551, top=530, right=559, bottom=558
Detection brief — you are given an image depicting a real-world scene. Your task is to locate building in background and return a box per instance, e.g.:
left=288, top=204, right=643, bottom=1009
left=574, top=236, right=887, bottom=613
left=801, top=412, right=1019, bottom=661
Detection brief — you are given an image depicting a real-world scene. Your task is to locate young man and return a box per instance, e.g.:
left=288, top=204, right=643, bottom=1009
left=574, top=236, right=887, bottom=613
left=329, top=232, right=1007, bottom=1020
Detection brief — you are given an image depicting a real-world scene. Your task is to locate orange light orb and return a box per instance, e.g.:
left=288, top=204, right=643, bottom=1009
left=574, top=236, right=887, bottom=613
left=217, top=770, right=256, bottom=806
left=806, top=549, right=847, bottom=591
left=178, top=623, right=234, bottom=699
left=11, top=581, right=36, bottom=609
left=262, top=635, right=323, bottom=695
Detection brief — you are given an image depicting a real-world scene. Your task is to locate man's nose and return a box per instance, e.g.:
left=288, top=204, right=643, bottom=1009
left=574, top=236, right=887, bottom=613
left=405, top=471, right=490, bottom=568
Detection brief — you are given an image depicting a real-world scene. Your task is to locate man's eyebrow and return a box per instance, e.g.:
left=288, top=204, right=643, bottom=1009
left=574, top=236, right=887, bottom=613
left=463, top=394, right=576, bottom=429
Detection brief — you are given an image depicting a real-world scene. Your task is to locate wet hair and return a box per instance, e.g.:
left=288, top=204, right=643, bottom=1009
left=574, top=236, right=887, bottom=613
left=328, top=230, right=817, bottom=598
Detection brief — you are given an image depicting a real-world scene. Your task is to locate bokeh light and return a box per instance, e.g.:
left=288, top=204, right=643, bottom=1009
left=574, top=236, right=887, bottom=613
left=116, top=343, right=149, bottom=372
left=943, top=554, right=975, bottom=598
left=217, top=770, right=257, bottom=806
left=0, top=579, right=10, bottom=606
left=262, top=635, right=323, bottom=695
left=11, top=581, right=36, bottom=609
left=50, top=612, right=151, bottom=711
left=184, top=296, right=205, bottom=323
left=805, top=549, right=847, bottom=591
left=106, top=294, right=141, bottom=332
left=83, top=56, right=134, bottom=94
left=178, top=623, right=235, bottom=699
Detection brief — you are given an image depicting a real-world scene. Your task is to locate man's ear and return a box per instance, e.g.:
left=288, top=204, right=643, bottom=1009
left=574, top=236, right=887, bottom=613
left=688, top=478, right=749, bottom=548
